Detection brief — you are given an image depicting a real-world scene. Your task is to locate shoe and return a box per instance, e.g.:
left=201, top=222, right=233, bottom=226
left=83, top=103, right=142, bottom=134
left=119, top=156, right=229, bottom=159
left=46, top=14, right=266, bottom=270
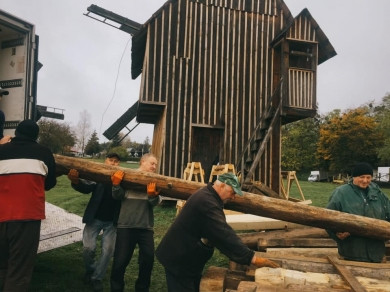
left=91, top=279, right=103, bottom=292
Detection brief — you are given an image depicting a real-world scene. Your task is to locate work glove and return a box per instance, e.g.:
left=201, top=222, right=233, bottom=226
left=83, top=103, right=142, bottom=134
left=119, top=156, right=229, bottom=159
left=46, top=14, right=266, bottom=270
left=67, top=169, right=79, bottom=185
left=147, top=182, right=160, bottom=197
left=252, top=257, right=279, bottom=268
left=111, top=170, right=125, bottom=186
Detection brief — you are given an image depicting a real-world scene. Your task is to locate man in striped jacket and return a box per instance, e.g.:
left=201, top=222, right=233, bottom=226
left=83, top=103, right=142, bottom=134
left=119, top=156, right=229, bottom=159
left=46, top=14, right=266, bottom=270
left=0, top=119, right=57, bottom=292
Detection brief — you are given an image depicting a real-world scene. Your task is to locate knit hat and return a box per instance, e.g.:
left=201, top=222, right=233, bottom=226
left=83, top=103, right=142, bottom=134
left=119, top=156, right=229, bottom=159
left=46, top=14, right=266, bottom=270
left=15, top=119, right=39, bottom=141
left=218, top=173, right=243, bottom=196
left=352, top=162, right=373, bottom=177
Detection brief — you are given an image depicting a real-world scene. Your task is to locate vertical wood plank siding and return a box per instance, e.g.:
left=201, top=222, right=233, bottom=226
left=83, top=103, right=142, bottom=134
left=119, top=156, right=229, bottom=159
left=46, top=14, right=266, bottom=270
left=288, top=69, right=314, bottom=109
left=139, top=0, right=285, bottom=180
left=286, top=13, right=317, bottom=110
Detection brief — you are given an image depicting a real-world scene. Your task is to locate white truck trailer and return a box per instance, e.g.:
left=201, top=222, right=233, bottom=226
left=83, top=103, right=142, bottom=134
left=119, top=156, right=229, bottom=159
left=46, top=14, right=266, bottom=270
left=377, top=167, right=390, bottom=182
left=0, top=10, right=40, bottom=136
left=0, top=10, right=64, bottom=136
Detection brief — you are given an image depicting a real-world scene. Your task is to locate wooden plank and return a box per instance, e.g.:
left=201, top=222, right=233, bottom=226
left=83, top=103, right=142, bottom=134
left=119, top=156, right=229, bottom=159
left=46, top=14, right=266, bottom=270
left=54, top=155, right=390, bottom=240
left=253, top=251, right=390, bottom=281
left=226, top=214, right=304, bottom=231
left=199, top=266, right=226, bottom=292
left=258, top=238, right=336, bottom=249
left=238, top=227, right=328, bottom=249
left=327, top=256, right=368, bottom=292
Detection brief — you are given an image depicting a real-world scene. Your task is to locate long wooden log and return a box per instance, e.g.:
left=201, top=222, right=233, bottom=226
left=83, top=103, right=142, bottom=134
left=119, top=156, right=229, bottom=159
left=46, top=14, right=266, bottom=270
left=54, top=155, right=390, bottom=240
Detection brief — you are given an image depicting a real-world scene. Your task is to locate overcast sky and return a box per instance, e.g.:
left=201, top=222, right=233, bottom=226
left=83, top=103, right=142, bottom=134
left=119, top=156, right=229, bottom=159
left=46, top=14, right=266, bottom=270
left=1, top=0, right=390, bottom=143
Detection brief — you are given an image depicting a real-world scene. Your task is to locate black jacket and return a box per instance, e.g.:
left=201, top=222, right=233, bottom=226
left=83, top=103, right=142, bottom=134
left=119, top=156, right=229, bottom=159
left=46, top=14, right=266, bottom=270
left=156, top=183, right=254, bottom=277
left=72, top=180, right=121, bottom=224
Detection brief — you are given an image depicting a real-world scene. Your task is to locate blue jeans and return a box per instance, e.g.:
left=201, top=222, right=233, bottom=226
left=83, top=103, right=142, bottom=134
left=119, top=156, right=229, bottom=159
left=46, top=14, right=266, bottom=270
left=83, top=219, right=116, bottom=281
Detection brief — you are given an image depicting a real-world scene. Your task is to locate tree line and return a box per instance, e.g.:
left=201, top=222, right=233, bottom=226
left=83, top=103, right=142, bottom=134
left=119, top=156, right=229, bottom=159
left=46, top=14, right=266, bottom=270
left=36, top=110, right=150, bottom=161
left=282, top=93, right=390, bottom=174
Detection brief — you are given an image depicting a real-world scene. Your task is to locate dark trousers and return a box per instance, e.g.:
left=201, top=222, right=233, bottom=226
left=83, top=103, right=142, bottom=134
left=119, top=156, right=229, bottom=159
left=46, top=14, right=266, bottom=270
left=110, top=228, right=154, bottom=292
left=0, top=221, right=41, bottom=292
left=165, top=268, right=201, bottom=292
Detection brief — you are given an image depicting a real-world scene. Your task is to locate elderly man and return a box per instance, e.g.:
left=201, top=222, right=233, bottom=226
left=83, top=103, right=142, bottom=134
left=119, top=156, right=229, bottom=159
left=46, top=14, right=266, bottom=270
left=110, top=153, right=161, bottom=292
left=156, top=172, right=279, bottom=292
left=326, top=162, right=390, bottom=262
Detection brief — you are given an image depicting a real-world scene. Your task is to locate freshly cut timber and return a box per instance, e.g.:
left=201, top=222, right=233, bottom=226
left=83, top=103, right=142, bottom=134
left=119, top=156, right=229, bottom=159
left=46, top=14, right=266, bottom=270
left=54, top=155, right=390, bottom=240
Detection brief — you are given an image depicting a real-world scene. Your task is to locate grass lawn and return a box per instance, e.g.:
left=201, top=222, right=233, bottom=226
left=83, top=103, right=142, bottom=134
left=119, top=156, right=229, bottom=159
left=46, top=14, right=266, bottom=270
left=27, top=162, right=390, bottom=291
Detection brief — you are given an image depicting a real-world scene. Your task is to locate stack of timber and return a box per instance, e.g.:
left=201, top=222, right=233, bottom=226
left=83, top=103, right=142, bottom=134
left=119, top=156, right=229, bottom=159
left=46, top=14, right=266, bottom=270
left=200, top=227, right=390, bottom=292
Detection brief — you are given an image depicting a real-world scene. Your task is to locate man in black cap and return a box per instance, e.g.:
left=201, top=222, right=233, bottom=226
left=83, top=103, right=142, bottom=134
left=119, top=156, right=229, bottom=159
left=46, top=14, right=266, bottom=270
left=67, top=153, right=123, bottom=291
left=326, top=162, right=390, bottom=262
left=156, top=172, right=279, bottom=292
left=0, top=119, right=57, bottom=291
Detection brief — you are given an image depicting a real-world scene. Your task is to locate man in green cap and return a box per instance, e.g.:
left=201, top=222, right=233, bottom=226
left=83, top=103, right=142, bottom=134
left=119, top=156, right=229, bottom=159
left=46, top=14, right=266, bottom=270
left=156, top=172, right=279, bottom=292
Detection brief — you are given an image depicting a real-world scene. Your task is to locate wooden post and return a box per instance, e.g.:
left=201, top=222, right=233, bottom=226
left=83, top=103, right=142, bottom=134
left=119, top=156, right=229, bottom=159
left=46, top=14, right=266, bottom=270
left=54, top=155, right=390, bottom=240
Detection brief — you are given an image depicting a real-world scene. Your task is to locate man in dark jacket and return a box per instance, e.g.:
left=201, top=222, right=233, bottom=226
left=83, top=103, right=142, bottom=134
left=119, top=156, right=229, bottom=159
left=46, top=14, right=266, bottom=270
left=67, top=153, right=123, bottom=291
left=156, top=173, right=279, bottom=292
left=0, top=119, right=57, bottom=291
left=327, top=162, right=390, bottom=262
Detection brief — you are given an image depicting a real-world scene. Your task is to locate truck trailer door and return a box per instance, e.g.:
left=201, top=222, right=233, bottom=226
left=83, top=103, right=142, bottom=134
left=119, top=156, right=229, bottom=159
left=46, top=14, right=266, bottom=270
left=0, top=10, right=39, bottom=136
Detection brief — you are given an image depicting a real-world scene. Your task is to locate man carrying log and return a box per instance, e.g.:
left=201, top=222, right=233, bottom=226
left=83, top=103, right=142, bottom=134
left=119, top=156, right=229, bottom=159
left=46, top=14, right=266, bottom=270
left=110, top=153, right=161, bottom=292
left=156, top=173, right=279, bottom=292
left=67, top=153, right=123, bottom=291
left=326, top=162, right=390, bottom=263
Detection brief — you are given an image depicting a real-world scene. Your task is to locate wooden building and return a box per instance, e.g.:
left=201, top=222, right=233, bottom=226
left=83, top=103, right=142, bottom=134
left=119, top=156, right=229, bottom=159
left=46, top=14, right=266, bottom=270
left=128, top=0, right=335, bottom=194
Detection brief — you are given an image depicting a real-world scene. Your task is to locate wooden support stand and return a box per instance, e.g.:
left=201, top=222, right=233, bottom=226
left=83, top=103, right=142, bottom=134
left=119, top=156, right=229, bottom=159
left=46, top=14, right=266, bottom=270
left=209, top=164, right=236, bottom=182
left=183, top=162, right=205, bottom=183
left=281, top=171, right=306, bottom=202
left=177, top=162, right=205, bottom=215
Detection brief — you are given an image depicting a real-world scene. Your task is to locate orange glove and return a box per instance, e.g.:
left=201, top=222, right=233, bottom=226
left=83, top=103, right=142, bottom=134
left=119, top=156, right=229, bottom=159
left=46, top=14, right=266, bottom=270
left=67, top=169, right=79, bottom=185
left=111, top=170, right=124, bottom=186
left=252, top=256, right=279, bottom=268
left=147, top=182, right=160, bottom=197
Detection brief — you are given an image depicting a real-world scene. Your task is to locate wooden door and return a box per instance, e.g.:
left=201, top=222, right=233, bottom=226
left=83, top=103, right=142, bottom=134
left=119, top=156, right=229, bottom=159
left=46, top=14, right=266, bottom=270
left=191, top=127, right=223, bottom=181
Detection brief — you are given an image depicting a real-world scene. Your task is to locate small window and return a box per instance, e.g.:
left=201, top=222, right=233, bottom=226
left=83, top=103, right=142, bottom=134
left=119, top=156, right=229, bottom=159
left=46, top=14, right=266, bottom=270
left=289, top=42, right=314, bottom=70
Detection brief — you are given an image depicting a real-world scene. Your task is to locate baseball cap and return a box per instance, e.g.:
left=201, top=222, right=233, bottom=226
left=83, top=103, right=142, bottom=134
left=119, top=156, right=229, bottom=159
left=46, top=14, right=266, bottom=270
left=106, top=152, right=120, bottom=160
left=217, top=172, right=243, bottom=196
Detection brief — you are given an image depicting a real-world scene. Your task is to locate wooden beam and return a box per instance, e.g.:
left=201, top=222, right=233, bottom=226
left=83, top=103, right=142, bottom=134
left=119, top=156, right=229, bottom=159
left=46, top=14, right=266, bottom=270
left=54, top=155, right=390, bottom=240
left=254, top=251, right=390, bottom=281
left=238, top=227, right=328, bottom=249
left=258, top=238, right=337, bottom=249
left=327, top=256, right=368, bottom=292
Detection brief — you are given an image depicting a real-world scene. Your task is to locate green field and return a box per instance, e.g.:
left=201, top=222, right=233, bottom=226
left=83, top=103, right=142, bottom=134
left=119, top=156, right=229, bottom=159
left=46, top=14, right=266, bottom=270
left=25, top=165, right=390, bottom=291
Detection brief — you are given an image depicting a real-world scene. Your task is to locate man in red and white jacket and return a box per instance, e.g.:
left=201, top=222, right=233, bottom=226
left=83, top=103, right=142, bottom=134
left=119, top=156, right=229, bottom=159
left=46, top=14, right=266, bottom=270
left=0, top=119, right=57, bottom=292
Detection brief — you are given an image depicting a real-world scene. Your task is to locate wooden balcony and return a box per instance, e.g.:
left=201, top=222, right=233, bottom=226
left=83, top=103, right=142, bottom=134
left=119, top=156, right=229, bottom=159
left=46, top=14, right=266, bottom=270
left=282, top=68, right=317, bottom=123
